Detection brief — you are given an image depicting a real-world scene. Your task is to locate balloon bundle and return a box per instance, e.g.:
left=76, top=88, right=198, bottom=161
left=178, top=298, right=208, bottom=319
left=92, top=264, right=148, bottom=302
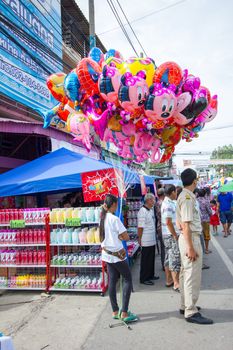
left=37, top=47, right=218, bottom=164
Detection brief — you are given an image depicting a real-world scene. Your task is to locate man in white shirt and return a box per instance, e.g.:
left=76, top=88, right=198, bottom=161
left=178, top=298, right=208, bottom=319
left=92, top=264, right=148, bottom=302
left=137, top=193, right=159, bottom=285
left=161, top=184, right=180, bottom=291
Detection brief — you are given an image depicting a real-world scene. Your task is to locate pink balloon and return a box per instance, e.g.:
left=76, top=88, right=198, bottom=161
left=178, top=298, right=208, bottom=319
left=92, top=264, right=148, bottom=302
left=67, top=112, right=91, bottom=152
left=196, top=95, right=218, bottom=123
left=118, top=71, right=149, bottom=117
left=98, top=65, right=122, bottom=104
left=145, top=83, right=177, bottom=124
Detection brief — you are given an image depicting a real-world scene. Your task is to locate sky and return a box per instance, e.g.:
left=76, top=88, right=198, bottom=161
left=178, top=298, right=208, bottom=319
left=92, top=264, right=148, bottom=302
left=76, top=0, right=233, bottom=168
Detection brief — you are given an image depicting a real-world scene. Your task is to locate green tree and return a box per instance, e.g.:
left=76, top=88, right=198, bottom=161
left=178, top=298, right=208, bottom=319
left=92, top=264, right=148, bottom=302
left=211, top=145, right=233, bottom=176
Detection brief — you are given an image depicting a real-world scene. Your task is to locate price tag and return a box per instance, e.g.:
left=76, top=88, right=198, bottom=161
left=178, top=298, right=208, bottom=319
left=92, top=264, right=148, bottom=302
left=65, top=218, right=81, bottom=227
left=10, top=220, right=25, bottom=228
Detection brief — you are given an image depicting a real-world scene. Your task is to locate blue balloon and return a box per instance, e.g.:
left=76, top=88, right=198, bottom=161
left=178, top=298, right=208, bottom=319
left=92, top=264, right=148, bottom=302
left=35, top=106, right=58, bottom=128
left=64, top=70, right=82, bottom=103
left=88, top=47, right=103, bottom=64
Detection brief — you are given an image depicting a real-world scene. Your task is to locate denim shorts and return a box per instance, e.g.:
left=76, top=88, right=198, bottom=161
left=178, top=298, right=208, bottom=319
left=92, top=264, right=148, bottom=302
left=220, top=210, right=233, bottom=224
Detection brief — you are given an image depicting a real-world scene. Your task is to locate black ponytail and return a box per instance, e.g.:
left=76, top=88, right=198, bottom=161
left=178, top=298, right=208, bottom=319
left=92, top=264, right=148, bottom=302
left=99, top=194, right=118, bottom=242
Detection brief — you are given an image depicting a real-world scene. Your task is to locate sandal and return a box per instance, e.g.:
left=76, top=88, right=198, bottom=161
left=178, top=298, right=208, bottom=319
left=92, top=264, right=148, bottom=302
left=121, top=311, right=138, bottom=323
left=112, top=309, right=121, bottom=320
left=165, top=282, right=174, bottom=288
left=173, top=287, right=180, bottom=292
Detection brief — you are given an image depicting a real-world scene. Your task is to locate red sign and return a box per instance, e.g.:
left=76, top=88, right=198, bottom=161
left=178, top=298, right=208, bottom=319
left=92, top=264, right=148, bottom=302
left=81, top=169, right=120, bottom=202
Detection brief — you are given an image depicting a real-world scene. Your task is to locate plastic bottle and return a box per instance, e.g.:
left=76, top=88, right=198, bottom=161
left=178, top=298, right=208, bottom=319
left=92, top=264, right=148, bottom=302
left=72, top=228, right=80, bottom=244
left=86, top=228, right=95, bottom=244
left=33, top=250, right=38, bottom=265
left=28, top=250, right=33, bottom=265
left=41, top=229, right=46, bottom=244
left=79, top=229, right=87, bottom=244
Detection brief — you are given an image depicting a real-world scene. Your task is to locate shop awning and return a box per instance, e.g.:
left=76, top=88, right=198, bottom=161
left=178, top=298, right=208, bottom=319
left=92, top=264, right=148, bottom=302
left=0, top=148, right=114, bottom=197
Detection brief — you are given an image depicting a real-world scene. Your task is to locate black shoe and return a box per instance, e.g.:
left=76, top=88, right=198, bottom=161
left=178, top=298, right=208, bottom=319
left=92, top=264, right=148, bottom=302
left=185, top=312, right=213, bottom=325
left=140, top=280, right=154, bottom=285
left=202, top=264, right=210, bottom=270
left=180, top=306, right=201, bottom=315
left=151, top=276, right=160, bottom=280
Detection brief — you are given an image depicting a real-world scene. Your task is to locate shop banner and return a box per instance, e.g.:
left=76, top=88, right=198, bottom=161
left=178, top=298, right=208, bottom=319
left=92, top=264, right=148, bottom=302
left=81, top=169, right=120, bottom=202
left=0, top=0, right=62, bottom=110
left=139, top=175, right=147, bottom=195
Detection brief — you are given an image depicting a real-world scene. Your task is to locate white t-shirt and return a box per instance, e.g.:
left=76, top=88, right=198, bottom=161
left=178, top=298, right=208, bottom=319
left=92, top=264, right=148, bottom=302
left=101, top=212, right=127, bottom=263
left=161, top=197, right=178, bottom=237
left=137, top=206, right=156, bottom=247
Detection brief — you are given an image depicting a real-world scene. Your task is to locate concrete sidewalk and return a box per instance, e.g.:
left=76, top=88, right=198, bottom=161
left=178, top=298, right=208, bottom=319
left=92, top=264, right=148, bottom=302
left=1, top=236, right=233, bottom=350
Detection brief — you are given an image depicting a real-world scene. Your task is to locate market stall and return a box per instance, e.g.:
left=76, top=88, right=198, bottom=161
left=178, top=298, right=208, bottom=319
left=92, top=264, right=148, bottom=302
left=0, top=148, right=153, bottom=294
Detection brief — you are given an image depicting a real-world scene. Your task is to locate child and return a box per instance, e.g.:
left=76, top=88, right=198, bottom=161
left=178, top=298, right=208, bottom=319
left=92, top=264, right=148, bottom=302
left=210, top=199, right=220, bottom=235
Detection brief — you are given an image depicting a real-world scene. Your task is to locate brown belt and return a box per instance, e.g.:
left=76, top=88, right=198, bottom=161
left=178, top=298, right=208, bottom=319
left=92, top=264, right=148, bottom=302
left=102, top=247, right=126, bottom=260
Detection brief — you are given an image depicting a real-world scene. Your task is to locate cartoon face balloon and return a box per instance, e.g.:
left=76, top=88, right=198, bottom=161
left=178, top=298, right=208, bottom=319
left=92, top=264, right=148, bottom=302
left=46, top=72, right=67, bottom=103
left=118, top=71, right=149, bottom=113
left=98, top=65, right=122, bottom=103
left=64, top=70, right=83, bottom=103
left=76, top=58, right=101, bottom=96
left=145, top=83, right=177, bottom=123
left=67, top=112, right=91, bottom=151
left=197, top=95, right=218, bottom=123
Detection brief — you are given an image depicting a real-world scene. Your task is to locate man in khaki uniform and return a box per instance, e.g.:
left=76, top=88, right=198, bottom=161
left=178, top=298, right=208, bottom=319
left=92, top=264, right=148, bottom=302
left=176, top=168, right=213, bottom=325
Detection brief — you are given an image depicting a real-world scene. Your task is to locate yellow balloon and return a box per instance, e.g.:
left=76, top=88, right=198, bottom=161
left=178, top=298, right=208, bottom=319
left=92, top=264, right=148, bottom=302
left=124, top=57, right=156, bottom=86
left=105, top=57, right=126, bottom=74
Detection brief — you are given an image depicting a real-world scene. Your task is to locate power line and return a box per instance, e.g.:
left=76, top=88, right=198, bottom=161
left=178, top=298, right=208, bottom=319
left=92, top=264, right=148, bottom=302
left=107, top=0, right=139, bottom=56
left=202, top=124, right=233, bottom=131
left=98, top=0, right=188, bottom=36
left=115, top=0, right=147, bottom=56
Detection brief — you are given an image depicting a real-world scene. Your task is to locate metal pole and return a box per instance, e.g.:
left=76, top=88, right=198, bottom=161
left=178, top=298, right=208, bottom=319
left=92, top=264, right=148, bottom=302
left=89, top=0, right=96, bottom=49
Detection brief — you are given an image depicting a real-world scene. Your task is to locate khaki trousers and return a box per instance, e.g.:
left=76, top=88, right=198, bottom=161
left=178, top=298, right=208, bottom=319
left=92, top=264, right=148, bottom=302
left=178, top=233, right=203, bottom=318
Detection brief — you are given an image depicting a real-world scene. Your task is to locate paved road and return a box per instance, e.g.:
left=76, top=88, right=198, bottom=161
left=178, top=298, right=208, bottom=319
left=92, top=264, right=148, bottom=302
left=82, top=233, right=233, bottom=350
left=0, top=232, right=233, bottom=350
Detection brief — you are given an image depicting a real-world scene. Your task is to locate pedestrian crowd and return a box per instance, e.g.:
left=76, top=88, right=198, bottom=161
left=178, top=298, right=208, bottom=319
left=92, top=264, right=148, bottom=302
left=100, top=168, right=232, bottom=326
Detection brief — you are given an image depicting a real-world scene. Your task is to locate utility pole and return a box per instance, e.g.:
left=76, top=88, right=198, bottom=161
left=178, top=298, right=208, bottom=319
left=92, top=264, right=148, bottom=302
left=89, top=0, right=96, bottom=49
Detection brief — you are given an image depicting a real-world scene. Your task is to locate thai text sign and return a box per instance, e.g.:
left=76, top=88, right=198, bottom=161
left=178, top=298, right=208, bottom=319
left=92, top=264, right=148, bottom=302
left=0, top=0, right=62, bottom=110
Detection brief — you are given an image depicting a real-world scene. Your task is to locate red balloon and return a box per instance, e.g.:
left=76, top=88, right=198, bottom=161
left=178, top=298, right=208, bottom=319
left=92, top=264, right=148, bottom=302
left=76, top=58, right=101, bottom=95
left=153, top=62, right=183, bottom=87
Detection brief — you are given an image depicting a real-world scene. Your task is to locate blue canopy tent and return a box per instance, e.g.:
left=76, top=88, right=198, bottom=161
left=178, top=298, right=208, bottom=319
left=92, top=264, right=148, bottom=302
left=0, top=148, right=114, bottom=197
left=0, top=148, right=143, bottom=197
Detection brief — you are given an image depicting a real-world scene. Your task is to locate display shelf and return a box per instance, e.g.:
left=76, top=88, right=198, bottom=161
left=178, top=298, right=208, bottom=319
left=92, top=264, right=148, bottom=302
left=49, top=222, right=99, bottom=226
left=50, top=287, right=102, bottom=292
left=0, top=265, right=46, bottom=268
left=0, top=244, right=46, bottom=247
left=0, top=223, right=46, bottom=227
left=50, top=264, right=102, bottom=268
left=0, top=287, right=45, bottom=290
left=50, top=243, right=100, bottom=246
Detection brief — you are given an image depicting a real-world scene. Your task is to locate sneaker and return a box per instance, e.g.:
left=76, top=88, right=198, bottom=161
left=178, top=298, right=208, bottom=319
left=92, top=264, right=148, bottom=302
left=185, top=312, right=213, bottom=325
left=180, top=306, right=201, bottom=315
left=121, top=311, right=138, bottom=323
